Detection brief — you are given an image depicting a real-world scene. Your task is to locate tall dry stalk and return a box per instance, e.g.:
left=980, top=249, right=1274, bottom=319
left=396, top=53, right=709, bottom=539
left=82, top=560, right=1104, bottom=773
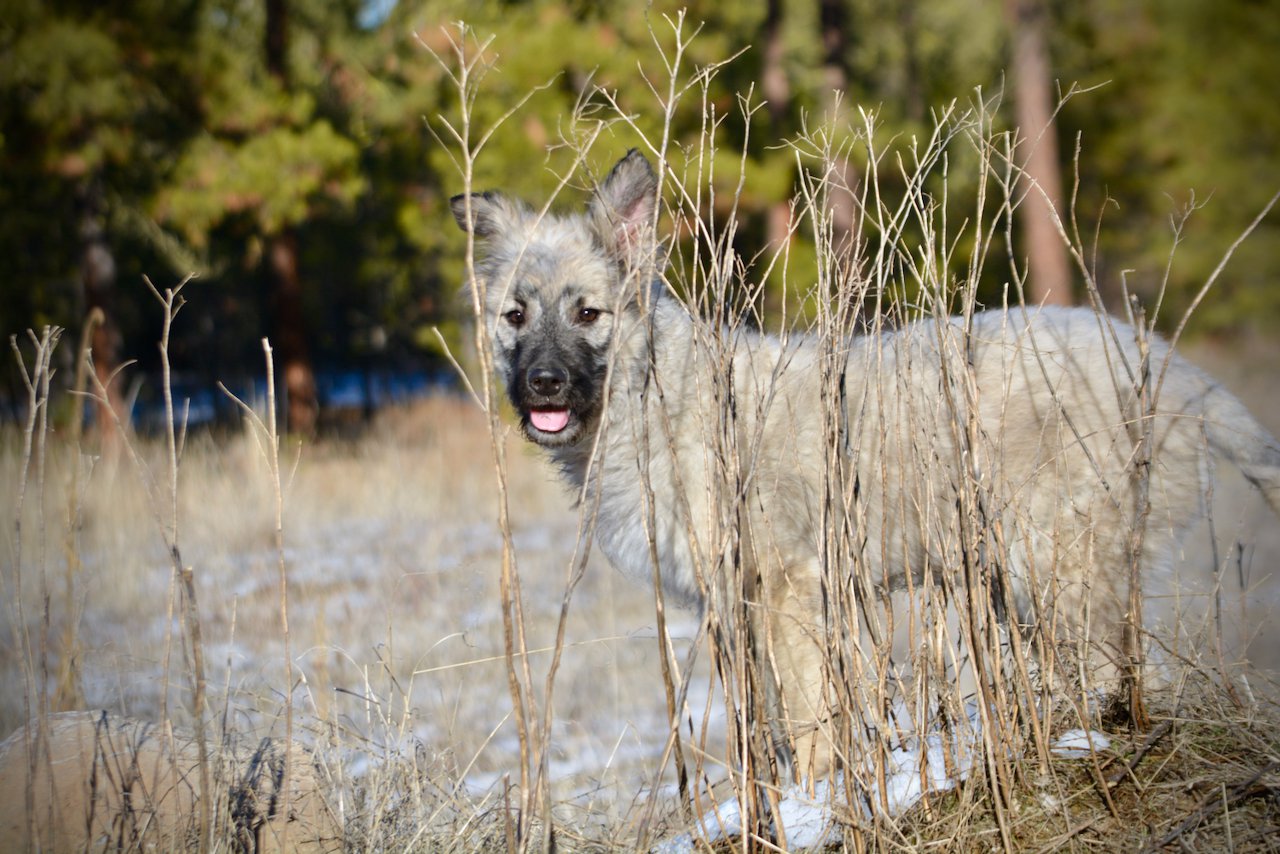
left=7, top=326, right=63, bottom=848
left=54, top=310, right=101, bottom=711
left=80, top=274, right=216, bottom=849
left=424, top=24, right=590, bottom=850
left=220, top=336, right=299, bottom=850
left=590, top=14, right=754, bottom=838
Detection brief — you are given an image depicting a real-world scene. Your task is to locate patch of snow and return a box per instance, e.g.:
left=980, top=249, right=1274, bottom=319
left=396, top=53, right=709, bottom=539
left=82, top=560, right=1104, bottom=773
left=652, top=781, right=837, bottom=853
left=655, top=708, right=1115, bottom=851
left=877, top=729, right=975, bottom=813
left=1050, top=728, right=1110, bottom=758
left=651, top=799, right=738, bottom=854
left=773, top=780, right=840, bottom=849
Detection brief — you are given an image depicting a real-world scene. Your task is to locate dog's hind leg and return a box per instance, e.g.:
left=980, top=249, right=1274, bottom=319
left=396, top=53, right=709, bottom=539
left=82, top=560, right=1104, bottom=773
left=755, top=559, right=838, bottom=786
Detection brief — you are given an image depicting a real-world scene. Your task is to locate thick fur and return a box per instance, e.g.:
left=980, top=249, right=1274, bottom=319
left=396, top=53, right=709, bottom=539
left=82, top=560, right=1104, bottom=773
left=453, top=150, right=1280, bottom=780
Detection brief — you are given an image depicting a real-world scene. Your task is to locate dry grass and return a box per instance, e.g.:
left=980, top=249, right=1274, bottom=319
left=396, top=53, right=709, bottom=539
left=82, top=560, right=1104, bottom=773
left=2, top=376, right=1279, bottom=852
left=0, top=393, right=710, bottom=849
left=891, top=683, right=1280, bottom=853
left=5, top=18, right=1280, bottom=854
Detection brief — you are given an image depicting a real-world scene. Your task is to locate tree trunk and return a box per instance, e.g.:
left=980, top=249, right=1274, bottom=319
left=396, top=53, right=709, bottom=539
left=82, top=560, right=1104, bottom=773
left=268, top=230, right=317, bottom=436
left=761, top=0, right=793, bottom=310
left=265, top=0, right=288, bottom=81
left=77, top=179, right=125, bottom=449
left=1007, top=0, right=1073, bottom=306
left=761, top=0, right=789, bottom=128
left=818, top=0, right=866, bottom=334
left=264, top=0, right=317, bottom=435
left=819, top=0, right=858, bottom=256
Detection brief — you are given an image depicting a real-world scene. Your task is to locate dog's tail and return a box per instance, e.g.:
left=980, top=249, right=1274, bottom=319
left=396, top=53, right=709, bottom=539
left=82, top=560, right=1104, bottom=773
left=1202, top=382, right=1280, bottom=518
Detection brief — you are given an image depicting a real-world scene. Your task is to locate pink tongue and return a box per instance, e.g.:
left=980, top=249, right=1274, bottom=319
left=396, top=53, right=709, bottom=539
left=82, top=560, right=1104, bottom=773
left=530, top=409, right=570, bottom=433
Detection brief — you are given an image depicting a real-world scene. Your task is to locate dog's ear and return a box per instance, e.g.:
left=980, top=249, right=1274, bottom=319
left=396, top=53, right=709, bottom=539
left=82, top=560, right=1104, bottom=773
left=450, top=191, right=521, bottom=239
left=589, top=149, right=659, bottom=264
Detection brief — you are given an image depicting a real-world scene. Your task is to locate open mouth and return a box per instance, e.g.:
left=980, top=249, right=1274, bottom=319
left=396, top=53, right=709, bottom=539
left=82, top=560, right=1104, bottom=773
left=528, top=407, right=571, bottom=435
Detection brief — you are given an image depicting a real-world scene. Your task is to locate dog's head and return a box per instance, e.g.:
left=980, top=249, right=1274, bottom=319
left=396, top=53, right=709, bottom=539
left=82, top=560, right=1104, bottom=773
left=451, top=150, right=661, bottom=448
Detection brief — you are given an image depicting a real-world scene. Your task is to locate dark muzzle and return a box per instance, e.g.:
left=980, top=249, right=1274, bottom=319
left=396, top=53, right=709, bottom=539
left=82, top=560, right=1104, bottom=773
left=526, top=366, right=568, bottom=401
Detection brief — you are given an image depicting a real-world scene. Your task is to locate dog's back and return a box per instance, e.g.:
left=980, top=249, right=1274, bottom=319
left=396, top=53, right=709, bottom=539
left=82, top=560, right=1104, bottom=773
left=825, top=307, right=1277, bottom=666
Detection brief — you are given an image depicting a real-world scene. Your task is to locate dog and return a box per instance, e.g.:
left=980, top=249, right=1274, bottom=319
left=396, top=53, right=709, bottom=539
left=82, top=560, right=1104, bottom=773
left=452, top=149, right=1280, bottom=787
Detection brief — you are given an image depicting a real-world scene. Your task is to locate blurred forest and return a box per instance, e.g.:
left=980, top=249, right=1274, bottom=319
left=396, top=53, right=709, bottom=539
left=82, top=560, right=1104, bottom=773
left=2, top=0, right=1277, bottom=435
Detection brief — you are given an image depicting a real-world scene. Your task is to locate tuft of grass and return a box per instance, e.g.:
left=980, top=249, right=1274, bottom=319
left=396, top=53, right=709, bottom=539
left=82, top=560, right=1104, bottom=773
left=889, top=678, right=1280, bottom=852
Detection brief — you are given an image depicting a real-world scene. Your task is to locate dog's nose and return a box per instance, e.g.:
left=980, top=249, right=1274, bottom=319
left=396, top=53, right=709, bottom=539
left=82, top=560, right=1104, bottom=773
left=527, top=367, right=568, bottom=397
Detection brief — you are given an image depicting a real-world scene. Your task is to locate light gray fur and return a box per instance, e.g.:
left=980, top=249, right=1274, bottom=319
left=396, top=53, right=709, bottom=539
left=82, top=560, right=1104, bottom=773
left=454, top=150, right=1280, bottom=781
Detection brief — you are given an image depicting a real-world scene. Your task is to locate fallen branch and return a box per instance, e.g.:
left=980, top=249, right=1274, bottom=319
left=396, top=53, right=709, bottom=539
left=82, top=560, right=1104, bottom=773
left=1140, top=759, right=1279, bottom=853
left=1106, top=719, right=1174, bottom=789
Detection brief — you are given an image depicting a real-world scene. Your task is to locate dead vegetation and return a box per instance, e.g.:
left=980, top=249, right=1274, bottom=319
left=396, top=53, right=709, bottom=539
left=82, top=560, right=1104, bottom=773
left=3, top=18, right=1280, bottom=854
left=1, top=387, right=1277, bottom=852
left=0, top=711, right=340, bottom=853
left=888, top=681, right=1280, bottom=853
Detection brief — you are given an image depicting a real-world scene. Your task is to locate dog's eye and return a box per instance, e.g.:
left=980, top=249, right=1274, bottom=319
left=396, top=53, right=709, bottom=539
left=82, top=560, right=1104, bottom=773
left=504, top=309, right=525, bottom=327
left=577, top=307, right=601, bottom=324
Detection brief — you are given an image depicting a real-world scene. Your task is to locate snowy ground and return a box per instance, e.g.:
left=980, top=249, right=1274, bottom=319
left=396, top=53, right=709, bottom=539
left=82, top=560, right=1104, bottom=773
left=3, top=359, right=1279, bottom=847
left=1, top=398, right=721, bottom=839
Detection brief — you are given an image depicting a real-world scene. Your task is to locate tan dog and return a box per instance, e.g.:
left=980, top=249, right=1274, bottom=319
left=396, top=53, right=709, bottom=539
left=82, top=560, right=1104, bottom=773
left=453, top=149, right=1280, bottom=783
